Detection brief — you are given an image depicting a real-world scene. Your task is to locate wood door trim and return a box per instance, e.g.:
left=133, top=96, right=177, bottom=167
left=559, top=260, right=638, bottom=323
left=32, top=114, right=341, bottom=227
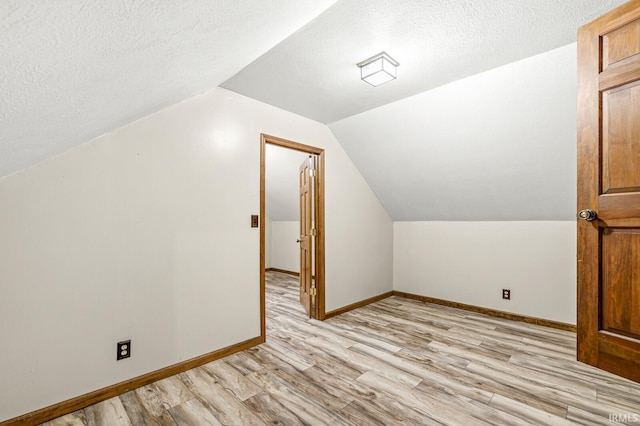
left=393, top=291, right=577, bottom=332
left=0, top=336, right=261, bottom=426
left=260, top=134, right=326, bottom=338
left=298, top=156, right=313, bottom=317
left=577, top=16, right=602, bottom=366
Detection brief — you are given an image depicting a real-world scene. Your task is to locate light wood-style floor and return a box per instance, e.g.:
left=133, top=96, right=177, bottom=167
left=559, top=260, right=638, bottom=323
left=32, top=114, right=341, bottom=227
left=42, top=271, right=640, bottom=425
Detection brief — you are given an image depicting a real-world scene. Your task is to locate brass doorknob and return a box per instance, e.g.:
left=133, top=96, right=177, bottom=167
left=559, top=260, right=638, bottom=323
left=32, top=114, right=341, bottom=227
left=578, top=209, right=597, bottom=221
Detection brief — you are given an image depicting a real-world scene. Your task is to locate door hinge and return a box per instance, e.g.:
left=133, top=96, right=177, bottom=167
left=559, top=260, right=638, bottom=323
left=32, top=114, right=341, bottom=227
left=309, top=169, right=316, bottom=178
left=311, top=287, right=317, bottom=297
left=310, top=228, right=317, bottom=236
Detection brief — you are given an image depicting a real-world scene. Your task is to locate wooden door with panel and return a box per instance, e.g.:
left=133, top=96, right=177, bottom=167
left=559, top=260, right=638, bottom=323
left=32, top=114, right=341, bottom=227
left=577, top=0, right=640, bottom=382
left=299, top=156, right=314, bottom=317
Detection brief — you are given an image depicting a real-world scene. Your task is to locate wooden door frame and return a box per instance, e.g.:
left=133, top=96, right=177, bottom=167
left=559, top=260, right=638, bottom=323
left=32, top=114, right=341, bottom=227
left=260, top=134, right=326, bottom=341
left=576, top=3, right=601, bottom=368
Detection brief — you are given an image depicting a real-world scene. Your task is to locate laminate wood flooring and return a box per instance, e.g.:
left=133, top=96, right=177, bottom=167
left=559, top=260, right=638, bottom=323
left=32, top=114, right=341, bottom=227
left=41, top=272, right=640, bottom=425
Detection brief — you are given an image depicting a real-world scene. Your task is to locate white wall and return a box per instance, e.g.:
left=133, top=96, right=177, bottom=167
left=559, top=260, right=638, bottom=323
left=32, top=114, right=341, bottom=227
left=270, top=221, right=300, bottom=272
left=331, top=44, right=578, bottom=325
left=265, top=145, right=308, bottom=221
left=394, top=222, right=576, bottom=325
left=0, top=87, right=393, bottom=421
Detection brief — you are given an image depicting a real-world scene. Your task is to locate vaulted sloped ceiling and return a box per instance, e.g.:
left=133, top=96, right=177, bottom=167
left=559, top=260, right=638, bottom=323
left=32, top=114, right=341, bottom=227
left=222, top=0, right=625, bottom=221
left=1, top=0, right=629, bottom=221
left=330, top=44, right=579, bottom=221
left=222, top=0, right=626, bottom=124
left=0, top=0, right=338, bottom=178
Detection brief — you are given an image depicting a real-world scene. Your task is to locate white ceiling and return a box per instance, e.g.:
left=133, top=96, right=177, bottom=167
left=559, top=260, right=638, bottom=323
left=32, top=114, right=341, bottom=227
left=265, top=145, right=309, bottom=221
left=222, top=0, right=627, bottom=124
left=0, top=0, right=338, bottom=178
left=1, top=0, right=630, bottom=222
left=330, top=44, right=578, bottom=221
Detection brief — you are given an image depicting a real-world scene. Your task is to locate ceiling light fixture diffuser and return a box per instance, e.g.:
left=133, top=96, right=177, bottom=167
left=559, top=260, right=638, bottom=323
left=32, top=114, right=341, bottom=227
left=357, top=52, right=399, bottom=87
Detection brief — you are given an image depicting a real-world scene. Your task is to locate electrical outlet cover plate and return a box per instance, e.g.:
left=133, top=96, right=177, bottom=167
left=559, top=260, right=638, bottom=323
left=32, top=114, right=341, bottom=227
left=117, top=340, right=131, bottom=360
left=502, top=289, right=511, bottom=300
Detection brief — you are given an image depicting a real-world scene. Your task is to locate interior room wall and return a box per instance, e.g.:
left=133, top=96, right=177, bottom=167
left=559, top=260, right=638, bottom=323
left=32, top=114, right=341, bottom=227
left=331, top=43, right=578, bottom=325
left=394, top=222, right=576, bottom=324
left=0, top=87, right=393, bottom=421
left=264, top=144, right=305, bottom=274
left=270, top=221, right=300, bottom=272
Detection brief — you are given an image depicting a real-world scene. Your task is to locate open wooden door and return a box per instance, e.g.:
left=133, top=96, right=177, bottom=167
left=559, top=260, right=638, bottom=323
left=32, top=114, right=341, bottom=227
left=298, top=156, right=314, bottom=317
left=577, top=0, right=640, bottom=382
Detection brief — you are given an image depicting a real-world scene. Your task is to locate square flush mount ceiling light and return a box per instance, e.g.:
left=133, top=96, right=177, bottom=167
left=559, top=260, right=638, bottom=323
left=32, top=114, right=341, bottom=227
left=357, top=52, right=399, bottom=87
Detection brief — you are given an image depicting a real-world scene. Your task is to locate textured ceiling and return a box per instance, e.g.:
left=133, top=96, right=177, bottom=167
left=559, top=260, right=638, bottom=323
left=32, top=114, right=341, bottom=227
left=1, top=0, right=630, bottom=222
left=330, top=44, right=578, bottom=221
left=0, top=0, right=338, bottom=178
left=222, top=0, right=627, bottom=124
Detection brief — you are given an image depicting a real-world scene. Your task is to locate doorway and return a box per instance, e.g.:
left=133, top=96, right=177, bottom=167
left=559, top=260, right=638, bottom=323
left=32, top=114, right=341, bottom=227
left=259, top=134, right=326, bottom=341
